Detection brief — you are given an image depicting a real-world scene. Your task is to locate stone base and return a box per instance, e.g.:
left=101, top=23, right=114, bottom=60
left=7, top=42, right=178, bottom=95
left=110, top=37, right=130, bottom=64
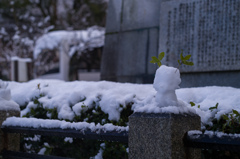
left=0, top=110, right=20, bottom=152
left=129, top=113, right=201, bottom=159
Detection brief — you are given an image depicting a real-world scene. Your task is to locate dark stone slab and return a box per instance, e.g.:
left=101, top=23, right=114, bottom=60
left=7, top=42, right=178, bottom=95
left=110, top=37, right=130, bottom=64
left=116, top=30, right=148, bottom=77
left=101, top=33, right=119, bottom=81
left=121, top=0, right=160, bottom=31
left=147, top=28, right=160, bottom=75
left=105, top=0, right=122, bottom=33
left=102, top=27, right=159, bottom=83
left=102, top=0, right=161, bottom=83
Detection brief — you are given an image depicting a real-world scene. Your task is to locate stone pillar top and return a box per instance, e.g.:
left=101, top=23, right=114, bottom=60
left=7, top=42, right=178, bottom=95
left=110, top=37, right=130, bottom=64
left=129, top=112, right=201, bottom=159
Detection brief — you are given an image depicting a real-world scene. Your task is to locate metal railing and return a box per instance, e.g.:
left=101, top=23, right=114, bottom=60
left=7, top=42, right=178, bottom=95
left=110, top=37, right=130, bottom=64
left=1, top=125, right=128, bottom=159
left=184, top=131, right=240, bottom=152
left=2, top=126, right=240, bottom=158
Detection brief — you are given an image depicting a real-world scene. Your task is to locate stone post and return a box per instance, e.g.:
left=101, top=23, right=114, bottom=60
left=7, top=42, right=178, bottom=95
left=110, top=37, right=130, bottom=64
left=129, top=113, right=201, bottom=159
left=0, top=110, right=20, bottom=152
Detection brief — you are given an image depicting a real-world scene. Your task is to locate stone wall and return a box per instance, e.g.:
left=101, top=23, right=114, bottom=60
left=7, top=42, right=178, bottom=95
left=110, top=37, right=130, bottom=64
left=101, top=0, right=160, bottom=83
left=161, top=0, right=240, bottom=87
left=101, top=0, right=240, bottom=87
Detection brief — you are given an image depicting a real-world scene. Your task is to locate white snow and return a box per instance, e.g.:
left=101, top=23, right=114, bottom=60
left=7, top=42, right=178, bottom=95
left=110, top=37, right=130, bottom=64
left=2, top=117, right=129, bottom=133
left=0, top=99, right=20, bottom=112
left=24, top=135, right=41, bottom=142
left=90, top=143, right=105, bottom=159
left=136, top=65, right=196, bottom=114
left=0, top=27, right=7, bottom=35
left=0, top=80, right=20, bottom=111
left=153, top=65, right=181, bottom=107
left=2, top=74, right=240, bottom=127
left=11, top=56, right=32, bottom=62
left=64, top=137, right=73, bottom=143
left=38, top=143, right=50, bottom=155
left=33, top=26, right=105, bottom=59
left=7, top=79, right=154, bottom=121
left=38, top=147, right=46, bottom=155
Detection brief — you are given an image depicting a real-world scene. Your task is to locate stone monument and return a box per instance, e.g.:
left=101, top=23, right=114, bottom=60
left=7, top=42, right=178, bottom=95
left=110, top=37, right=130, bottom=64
left=160, top=0, right=240, bottom=87
left=102, top=0, right=240, bottom=87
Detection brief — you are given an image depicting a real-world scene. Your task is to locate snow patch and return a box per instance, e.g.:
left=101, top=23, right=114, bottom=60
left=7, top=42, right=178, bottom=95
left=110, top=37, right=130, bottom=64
left=0, top=80, right=20, bottom=111
left=2, top=117, right=129, bottom=132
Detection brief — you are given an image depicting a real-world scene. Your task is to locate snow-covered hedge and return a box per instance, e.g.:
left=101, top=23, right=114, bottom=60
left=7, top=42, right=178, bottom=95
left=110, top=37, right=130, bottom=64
left=5, top=79, right=240, bottom=158
left=7, top=79, right=240, bottom=126
left=9, top=79, right=153, bottom=121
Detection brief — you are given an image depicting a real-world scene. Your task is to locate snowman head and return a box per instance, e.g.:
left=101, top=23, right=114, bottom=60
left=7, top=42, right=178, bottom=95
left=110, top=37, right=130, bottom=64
left=153, top=65, right=181, bottom=92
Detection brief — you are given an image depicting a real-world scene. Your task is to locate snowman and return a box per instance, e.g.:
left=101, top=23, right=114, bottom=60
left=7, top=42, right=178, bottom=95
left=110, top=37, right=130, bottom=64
left=151, top=52, right=193, bottom=108
left=153, top=65, right=182, bottom=107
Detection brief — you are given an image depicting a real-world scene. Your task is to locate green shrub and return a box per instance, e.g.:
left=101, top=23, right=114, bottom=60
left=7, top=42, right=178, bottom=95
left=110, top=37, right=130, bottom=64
left=191, top=102, right=240, bottom=158
left=20, top=89, right=132, bottom=159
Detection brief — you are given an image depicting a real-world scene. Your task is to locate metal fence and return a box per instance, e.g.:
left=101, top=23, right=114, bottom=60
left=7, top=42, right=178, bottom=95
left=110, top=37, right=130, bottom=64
left=1, top=126, right=128, bottom=159
left=184, top=131, right=240, bottom=152
left=2, top=126, right=240, bottom=158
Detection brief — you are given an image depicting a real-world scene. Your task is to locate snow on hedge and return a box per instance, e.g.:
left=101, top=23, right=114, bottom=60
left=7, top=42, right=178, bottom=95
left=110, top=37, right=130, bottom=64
left=7, top=79, right=154, bottom=121
left=4, top=79, right=240, bottom=126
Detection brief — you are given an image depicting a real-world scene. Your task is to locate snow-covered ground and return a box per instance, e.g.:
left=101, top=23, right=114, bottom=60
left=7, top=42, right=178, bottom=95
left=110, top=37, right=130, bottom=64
left=3, top=78, right=240, bottom=128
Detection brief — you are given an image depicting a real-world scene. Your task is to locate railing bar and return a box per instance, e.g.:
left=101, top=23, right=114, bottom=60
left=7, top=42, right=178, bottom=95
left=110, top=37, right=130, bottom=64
left=1, top=126, right=128, bottom=143
left=184, top=133, right=240, bottom=152
left=1, top=150, right=73, bottom=159
left=186, top=134, right=240, bottom=145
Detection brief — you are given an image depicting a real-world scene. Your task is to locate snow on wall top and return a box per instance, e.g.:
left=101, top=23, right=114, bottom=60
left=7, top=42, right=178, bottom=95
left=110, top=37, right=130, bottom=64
left=33, top=26, right=105, bottom=59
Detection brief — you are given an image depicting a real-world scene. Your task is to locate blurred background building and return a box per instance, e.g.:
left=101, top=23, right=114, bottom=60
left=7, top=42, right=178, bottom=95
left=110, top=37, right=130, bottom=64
left=2, top=0, right=240, bottom=88
left=0, top=0, right=107, bottom=81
